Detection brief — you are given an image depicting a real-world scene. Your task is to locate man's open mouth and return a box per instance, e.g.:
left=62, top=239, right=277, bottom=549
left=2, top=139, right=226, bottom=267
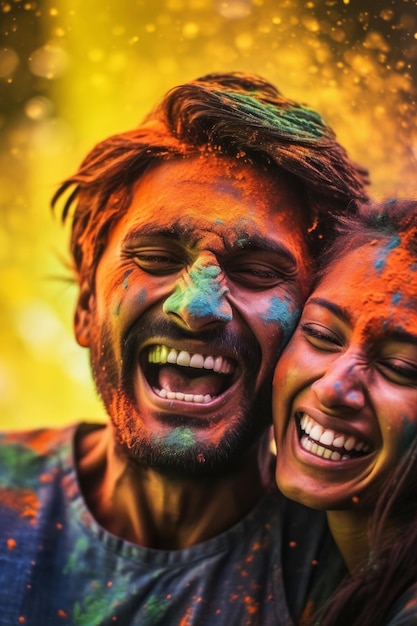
left=296, top=412, right=373, bottom=461
left=143, top=344, right=237, bottom=404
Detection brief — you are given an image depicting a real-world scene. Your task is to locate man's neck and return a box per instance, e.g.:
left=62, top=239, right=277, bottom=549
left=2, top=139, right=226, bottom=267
left=76, top=424, right=271, bottom=550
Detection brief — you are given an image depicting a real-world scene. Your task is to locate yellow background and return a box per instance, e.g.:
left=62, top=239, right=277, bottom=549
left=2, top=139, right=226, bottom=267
left=1, top=0, right=416, bottom=429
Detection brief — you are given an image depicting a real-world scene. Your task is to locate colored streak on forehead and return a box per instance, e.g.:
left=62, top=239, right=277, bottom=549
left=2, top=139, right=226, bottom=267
left=374, top=235, right=401, bottom=273
left=322, top=233, right=417, bottom=339
left=372, top=233, right=417, bottom=308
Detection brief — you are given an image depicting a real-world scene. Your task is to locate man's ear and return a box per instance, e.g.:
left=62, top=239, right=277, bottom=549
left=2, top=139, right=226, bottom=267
left=74, top=280, right=94, bottom=347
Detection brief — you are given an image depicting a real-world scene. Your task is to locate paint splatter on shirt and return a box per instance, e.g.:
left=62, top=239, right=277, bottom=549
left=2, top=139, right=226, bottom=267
left=0, top=425, right=345, bottom=625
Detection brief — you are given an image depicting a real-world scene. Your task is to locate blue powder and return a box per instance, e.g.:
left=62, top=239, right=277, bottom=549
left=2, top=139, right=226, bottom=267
left=137, top=287, right=147, bottom=305
left=122, top=269, right=133, bottom=290
left=263, top=295, right=300, bottom=347
left=391, top=292, right=402, bottom=305
left=400, top=417, right=417, bottom=456
left=163, top=427, right=196, bottom=451
left=163, top=262, right=232, bottom=322
left=374, top=235, right=401, bottom=273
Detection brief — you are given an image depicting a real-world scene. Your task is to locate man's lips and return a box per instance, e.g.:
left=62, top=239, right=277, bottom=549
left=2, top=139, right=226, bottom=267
left=296, top=412, right=373, bottom=461
left=143, top=343, right=237, bottom=404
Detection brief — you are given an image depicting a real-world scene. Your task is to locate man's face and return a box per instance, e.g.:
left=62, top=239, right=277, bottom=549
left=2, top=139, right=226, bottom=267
left=76, top=155, right=310, bottom=477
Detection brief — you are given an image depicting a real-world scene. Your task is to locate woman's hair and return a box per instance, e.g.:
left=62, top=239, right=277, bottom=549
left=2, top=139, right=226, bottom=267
left=312, top=437, right=417, bottom=626
left=310, top=198, right=417, bottom=625
left=51, top=71, right=369, bottom=285
left=315, top=198, right=417, bottom=285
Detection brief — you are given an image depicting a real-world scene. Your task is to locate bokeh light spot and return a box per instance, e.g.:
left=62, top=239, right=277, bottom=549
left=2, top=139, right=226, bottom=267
left=0, top=48, right=19, bottom=78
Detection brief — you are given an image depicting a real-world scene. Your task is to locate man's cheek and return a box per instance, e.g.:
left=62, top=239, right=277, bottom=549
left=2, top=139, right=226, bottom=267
left=261, top=295, right=301, bottom=353
left=111, top=283, right=150, bottom=320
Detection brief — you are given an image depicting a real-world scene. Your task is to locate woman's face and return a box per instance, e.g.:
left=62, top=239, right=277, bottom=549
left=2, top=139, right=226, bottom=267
left=273, top=234, right=417, bottom=510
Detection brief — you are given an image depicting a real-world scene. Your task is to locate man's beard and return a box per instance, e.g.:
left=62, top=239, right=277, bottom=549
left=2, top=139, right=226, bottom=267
left=88, top=316, right=273, bottom=480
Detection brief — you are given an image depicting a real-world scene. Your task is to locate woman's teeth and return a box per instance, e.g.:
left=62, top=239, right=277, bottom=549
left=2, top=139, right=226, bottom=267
left=298, top=413, right=372, bottom=461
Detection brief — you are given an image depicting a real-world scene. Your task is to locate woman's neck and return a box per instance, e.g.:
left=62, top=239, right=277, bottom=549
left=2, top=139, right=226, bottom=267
left=326, top=509, right=371, bottom=573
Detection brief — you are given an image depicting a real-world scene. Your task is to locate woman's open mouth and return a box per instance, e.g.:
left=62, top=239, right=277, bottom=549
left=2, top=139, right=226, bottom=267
left=296, top=412, right=374, bottom=461
left=143, top=344, right=238, bottom=404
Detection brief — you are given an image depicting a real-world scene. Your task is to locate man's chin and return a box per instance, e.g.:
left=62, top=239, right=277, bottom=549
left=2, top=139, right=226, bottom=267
left=118, top=430, right=263, bottom=481
left=109, top=401, right=270, bottom=480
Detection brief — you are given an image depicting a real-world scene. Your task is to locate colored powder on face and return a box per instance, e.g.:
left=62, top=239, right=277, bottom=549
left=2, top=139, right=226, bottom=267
left=333, top=381, right=343, bottom=396
left=137, top=287, right=148, bottom=305
left=112, top=300, right=121, bottom=316
left=263, top=295, right=300, bottom=346
left=122, top=269, right=133, bottom=290
left=163, top=261, right=232, bottom=321
left=373, top=235, right=401, bottom=273
left=161, top=427, right=196, bottom=451
left=399, top=417, right=417, bottom=456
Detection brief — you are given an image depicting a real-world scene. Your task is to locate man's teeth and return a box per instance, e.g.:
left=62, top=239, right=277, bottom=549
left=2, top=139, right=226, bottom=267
left=148, top=345, right=234, bottom=404
left=148, top=345, right=233, bottom=374
left=299, top=413, right=372, bottom=461
left=155, top=389, right=213, bottom=403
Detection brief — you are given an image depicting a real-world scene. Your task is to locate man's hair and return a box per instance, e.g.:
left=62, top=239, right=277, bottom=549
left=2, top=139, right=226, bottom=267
left=52, top=71, right=369, bottom=285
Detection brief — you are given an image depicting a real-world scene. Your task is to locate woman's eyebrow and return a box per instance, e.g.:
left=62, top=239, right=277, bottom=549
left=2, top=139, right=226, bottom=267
left=307, top=297, right=352, bottom=325
left=384, top=328, right=417, bottom=346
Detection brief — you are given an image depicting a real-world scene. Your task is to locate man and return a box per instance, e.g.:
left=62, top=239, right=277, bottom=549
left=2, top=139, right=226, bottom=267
left=0, top=73, right=368, bottom=625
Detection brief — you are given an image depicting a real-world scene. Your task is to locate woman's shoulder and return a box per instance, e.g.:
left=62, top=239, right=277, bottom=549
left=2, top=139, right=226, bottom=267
left=384, top=581, right=417, bottom=626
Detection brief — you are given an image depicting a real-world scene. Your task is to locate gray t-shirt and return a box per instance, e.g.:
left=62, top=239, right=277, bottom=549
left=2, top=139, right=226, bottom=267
left=0, top=425, right=345, bottom=625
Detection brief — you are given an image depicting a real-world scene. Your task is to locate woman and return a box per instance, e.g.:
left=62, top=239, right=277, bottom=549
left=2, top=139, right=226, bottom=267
left=273, top=199, right=417, bottom=625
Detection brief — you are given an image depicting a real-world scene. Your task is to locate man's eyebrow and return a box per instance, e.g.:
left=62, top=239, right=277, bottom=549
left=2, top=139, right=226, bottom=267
left=234, top=234, right=297, bottom=265
left=122, top=226, right=298, bottom=264
left=122, top=223, right=189, bottom=244
left=307, top=297, right=352, bottom=325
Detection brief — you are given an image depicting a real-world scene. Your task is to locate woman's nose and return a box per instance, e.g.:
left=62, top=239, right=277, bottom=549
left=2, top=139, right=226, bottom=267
left=312, top=353, right=366, bottom=411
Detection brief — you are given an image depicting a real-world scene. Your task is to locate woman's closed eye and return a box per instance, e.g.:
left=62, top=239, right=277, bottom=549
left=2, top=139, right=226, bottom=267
left=301, top=322, right=344, bottom=351
left=377, top=358, right=417, bottom=386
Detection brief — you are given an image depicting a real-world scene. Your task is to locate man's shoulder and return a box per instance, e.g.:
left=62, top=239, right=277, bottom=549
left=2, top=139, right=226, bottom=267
left=0, top=423, right=81, bottom=489
left=0, top=424, right=76, bottom=451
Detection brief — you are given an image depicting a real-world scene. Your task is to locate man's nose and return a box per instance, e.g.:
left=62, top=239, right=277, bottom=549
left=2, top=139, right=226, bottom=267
left=311, top=352, right=366, bottom=411
left=162, top=255, right=233, bottom=331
